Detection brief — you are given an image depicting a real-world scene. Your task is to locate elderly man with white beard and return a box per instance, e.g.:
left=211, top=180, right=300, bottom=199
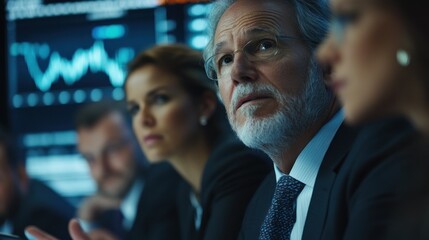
left=202, top=0, right=357, bottom=239
left=202, top=0, right=420, bottom=240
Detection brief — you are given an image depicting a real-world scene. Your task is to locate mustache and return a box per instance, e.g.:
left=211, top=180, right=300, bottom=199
left=230, top=83, right=279, bottom=112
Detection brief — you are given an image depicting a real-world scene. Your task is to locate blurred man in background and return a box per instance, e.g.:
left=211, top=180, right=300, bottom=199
left=0, top=125, right=75, bottom=239
left=74, top=101, right=181, bottom=240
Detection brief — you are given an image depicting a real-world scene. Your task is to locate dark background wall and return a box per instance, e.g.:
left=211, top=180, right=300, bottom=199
left=1, top=1, right=7, bottom=129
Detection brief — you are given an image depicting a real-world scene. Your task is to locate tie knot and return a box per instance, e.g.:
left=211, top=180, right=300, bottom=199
left=276, top=175, right=305, bottom=200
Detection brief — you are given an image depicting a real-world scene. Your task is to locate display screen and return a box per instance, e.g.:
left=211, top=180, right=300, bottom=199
left=5, top=0, right=210, bottom=204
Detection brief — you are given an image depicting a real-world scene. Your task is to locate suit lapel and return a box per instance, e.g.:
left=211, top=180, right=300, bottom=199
left=240, top=171, right=276, bottom=239
left=252, top=172, right=276, bottom=227
left=302, top=124, right=359, bottom=240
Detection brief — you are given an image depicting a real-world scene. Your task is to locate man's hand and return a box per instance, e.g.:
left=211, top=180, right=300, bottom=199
left=25, top=219, right=117, bottom=240
left=78, top=195, right=121, bottom=220
left=70, top=219, right=117, bottom=240
left=25, top=226, right=59, bottom=240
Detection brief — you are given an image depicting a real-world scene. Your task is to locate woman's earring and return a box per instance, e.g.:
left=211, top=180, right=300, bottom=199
left=200, top=116, right=208, bottom=126
left=396, top=49, right=410, bottom=66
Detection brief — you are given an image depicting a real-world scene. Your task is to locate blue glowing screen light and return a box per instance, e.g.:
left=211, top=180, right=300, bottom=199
left=92, top=24, right=126, bottom=40
left=5, top=1, right=213, bottom=201
left=7, top=8, right=155, bottom=109
left=10, top=41, right=132, bottom=92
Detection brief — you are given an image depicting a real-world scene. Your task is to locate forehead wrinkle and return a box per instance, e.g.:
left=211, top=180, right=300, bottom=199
left=215, top=11, right=286, bottom=51
left=233, top=11, right=284, bottom=32
left=218, top=10, right=284, bottom=35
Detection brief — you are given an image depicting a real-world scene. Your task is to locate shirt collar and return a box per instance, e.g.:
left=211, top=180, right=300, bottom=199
left=120, top=179, right=144, bottom=230
left=274, top=109, right=344, bottom=187
left=189, top=191, right=203, bottom=230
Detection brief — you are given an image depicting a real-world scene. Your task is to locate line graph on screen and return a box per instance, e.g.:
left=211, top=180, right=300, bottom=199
left=10, top=40, right=135, bottom=92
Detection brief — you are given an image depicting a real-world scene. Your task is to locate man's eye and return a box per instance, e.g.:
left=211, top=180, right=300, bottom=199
left=247, top=38, right=276, bottom=54
left=244, top=38, right=277, bottom=58
left=105, top=140, right=126, bottom=156
left=258, top=39, right=276, bottom=51
left=218, top=54, right=234, bottom=66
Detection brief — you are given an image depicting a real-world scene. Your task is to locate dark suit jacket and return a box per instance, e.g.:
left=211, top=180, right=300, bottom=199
left=126, top=162, right=181, bottom=240
left=302, top=117, right=417, bottom=240
left=11, top=179, right=75, bottom=240
left=386, top=137, right=429, bottom=240
left=177, top=136, right=272, bottom=240
left=97, top=162, right=182, bottom=240
left=239, top=123, right=358, bottom=240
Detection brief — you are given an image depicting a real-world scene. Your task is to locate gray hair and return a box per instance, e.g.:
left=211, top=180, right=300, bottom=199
left=203, top=0, right=330, bottom=61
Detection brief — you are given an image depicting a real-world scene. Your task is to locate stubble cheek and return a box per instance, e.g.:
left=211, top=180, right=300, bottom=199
left=218, top=82, right=238, bottom=129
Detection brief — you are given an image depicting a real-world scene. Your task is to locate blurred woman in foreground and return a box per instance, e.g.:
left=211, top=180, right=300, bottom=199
left=317, top=0, right=428, bottom=133
left=317, top=0, right=429, bottom=238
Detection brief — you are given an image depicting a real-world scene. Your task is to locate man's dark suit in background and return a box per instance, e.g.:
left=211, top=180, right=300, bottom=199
left=95, top=163, right=181, bottom=240
left=11, top=179, right=75, bottom=240
left=75, top=102, right=182, bottom=239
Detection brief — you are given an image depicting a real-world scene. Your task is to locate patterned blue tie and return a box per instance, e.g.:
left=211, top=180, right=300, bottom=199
left=259, top=175, right=305, bottom=240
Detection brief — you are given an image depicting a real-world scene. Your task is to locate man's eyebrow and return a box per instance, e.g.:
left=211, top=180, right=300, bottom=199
left=246, top=27, right=275, bottom=35
left=214, top=41, right=226, bottom=55
left=214, top=28, right=277, bottom=54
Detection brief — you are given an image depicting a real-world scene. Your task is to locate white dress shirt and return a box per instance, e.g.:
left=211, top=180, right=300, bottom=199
left=190, top=191, right=203, bottom=230
left=274, top=110, right=344, bottom=240
left=120, top=179, right=144, bottom=230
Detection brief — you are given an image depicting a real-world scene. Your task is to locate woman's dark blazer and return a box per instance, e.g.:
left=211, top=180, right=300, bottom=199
left=177, top=136, right=272, bottom=240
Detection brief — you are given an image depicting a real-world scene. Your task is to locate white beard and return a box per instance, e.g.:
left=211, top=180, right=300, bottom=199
left=228, top=59, right=333, bottom=159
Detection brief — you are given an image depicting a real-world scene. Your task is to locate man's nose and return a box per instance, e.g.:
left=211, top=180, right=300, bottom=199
left=93, top=156, right=110, bottom=180
left=229, top=52, right=258, bottom=85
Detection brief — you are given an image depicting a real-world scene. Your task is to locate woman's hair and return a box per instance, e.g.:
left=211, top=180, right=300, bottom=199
left=125, top=44, right=232, bottom=142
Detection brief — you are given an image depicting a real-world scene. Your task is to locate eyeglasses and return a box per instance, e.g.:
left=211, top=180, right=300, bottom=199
left=204, top=35, right=302, bottom=81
